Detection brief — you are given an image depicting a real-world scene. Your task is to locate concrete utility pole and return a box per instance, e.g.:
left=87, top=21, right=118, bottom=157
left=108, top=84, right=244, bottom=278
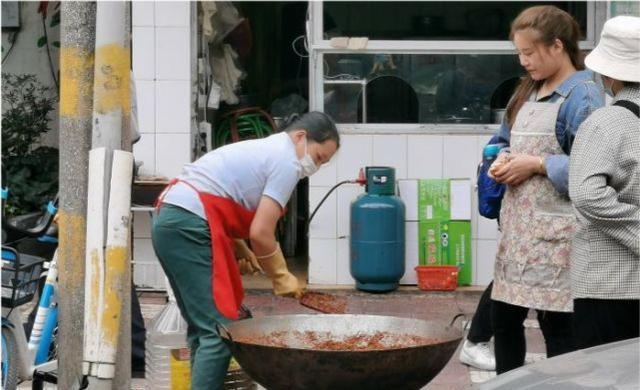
left=58, top=2, right=96, bottom=389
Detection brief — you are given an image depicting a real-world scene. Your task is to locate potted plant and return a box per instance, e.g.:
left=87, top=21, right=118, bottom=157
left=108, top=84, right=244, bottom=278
left=2, top=73, right=58, bottom=216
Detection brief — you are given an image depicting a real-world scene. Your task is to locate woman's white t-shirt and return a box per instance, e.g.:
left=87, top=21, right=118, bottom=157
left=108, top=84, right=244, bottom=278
left=162, top=132, right=301, bottom=219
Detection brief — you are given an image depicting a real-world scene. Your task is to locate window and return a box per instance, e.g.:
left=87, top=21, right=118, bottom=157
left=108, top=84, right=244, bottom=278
left=323, top=2, right=588, bottom=41
left=308, top=1, right=605, bottom=129
left=324, top=53, right=522, bottom=125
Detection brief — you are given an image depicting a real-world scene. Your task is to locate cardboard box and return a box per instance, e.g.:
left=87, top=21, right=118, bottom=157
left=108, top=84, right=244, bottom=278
left=418, top=179, right=450, bottom=221
left=403, top=178, right=472, bottom=285
left=448, top=221, right=472, bottom=285
left=418, top=221, right=447, bottom=265
left=449, top=179, right=472, bottom=221
left=418, top=179, right=471, bottom=221
left=418, top=220, right=472, bottom=286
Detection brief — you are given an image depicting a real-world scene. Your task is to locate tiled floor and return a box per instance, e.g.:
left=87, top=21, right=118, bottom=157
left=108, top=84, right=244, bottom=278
left=18, top=287, right=549, bottom=389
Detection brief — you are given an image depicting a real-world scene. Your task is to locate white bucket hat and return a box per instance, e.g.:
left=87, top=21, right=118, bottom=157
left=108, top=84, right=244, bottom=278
left=585, top=16, right=640, bottom=83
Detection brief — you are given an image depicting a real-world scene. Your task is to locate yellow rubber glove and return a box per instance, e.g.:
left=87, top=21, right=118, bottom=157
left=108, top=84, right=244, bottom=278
left=233, top=239, right=262, bottom=275
left=256, top=243, right=305, bottom=299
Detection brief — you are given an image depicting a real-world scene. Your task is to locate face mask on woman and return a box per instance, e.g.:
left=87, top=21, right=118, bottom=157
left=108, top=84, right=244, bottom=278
left=299, top=136, right=319, bottom=178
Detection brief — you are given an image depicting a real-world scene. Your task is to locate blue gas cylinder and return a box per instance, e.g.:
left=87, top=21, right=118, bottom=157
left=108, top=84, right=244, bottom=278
left=350, top=167, right=406, bottom=292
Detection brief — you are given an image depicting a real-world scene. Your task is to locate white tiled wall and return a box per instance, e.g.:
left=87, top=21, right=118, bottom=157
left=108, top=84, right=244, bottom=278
left=373, top=135, right=408, bottom=179
left=132, top=1, right=154, bottom=26
left=132, top=2, right=192, bottom=289
left=309, top=133, right=499, bottom=287
left=443, top=136, right=478, bottom=179
left=132, top=133, right=155, bottom=177
left=309, top=238, right=338, bottom=285
left=335, top=135, right=373, bottom=181
left=135, top=80, right=155, bottom=134
left=155, top=27, right=190, bottom=80
left=132, top=27, right=155, bottom=80
left=336, top=184, right=364, bottom=238
left=310, top=157, right=337, bottom=187
left=407, top=135, right=443, bottom=179
left=309, top=187, right=337, bottom=239
left=132, top=2, right=191, bottom=177
left=155, top=1, right=191, bottom=27
left=155, top=81, right=191, bottom=133
left=156, top=133, right=191, bottom=179
left=399, top=221, right=419, bottom=285
left=336, top=238, right=355, bottom=285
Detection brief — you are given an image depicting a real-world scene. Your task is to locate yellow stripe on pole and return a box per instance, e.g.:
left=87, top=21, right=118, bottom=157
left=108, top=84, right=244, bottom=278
left=94, top=43, right=130, bottom=115
left=59, top=48, right=94, bottom=117
left=89, top=249, right=102, bottom=320
left=57, top=213, right=87, bottom=288
left=101, top=246, right=128, bottom=344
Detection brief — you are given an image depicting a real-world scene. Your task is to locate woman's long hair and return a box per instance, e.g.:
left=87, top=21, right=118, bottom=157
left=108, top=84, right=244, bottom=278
left=505, top=6, right=584, bottom=128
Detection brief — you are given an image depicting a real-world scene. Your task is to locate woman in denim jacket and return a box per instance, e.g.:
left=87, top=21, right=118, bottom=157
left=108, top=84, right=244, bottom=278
left=488, top=6, right=604, bottom=374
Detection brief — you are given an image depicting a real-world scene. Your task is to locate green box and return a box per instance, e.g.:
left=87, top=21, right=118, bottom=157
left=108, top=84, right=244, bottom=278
left=418, top=221, right=472, bottom=286
left=447, top=221, right=472, bottom=285
left=418, top=221, right=448, bottom=265
left=418, top=179, right=450, bottom=221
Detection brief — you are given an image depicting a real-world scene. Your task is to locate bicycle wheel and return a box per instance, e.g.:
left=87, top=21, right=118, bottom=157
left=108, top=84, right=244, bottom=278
left=2, top=326, right=19, bottom=390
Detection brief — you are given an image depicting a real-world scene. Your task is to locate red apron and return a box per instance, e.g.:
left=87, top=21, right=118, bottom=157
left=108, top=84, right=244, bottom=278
left=156, top=179, right=256, bottom=320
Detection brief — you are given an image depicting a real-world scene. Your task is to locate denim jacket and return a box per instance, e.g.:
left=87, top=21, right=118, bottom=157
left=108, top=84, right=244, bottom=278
left=496, top=70, right=604, bottom=196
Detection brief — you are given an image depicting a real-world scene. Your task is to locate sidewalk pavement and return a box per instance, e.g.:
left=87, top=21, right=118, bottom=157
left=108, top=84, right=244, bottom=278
left=131, top=287, right=548, bottom=390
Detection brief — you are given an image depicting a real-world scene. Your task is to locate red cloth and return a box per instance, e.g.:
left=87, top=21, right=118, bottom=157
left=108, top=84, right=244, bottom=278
left=157, top=179, right=255, bottom=320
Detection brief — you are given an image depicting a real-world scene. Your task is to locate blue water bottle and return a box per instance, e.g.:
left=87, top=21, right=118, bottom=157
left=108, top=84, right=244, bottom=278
left=483, top=143, right=507, bottom=163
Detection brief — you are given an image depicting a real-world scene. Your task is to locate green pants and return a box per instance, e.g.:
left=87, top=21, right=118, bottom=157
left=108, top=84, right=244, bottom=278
left=151, top=204, right=231, bottom=390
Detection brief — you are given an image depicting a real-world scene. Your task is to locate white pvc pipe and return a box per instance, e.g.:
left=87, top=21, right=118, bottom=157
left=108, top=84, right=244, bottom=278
left=83, top=147, right=107, bottom=375
left=95, top=150, right=133, bottom=379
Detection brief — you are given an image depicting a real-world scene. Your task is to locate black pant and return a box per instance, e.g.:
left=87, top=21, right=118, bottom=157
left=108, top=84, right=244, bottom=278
left=574, top=298, right=640, bottom=350
left=491, top=299, right=575, bottom=374
left=468, top=281, right=493, bottom=343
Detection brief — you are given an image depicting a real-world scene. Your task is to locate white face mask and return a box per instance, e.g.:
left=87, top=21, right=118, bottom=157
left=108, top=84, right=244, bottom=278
left=299, top=136, right=319, bottom=179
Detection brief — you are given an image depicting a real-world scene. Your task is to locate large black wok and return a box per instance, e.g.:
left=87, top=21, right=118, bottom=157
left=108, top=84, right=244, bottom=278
left=218, top=314, right=462, bottom=390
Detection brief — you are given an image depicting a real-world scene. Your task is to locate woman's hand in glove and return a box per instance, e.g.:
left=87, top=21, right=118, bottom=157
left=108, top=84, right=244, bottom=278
left=256, top=243, right=305, bottom=299
left=234, top=239, right=263, bottom=275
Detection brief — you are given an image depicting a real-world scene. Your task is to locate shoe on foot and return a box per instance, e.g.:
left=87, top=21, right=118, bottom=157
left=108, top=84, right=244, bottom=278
left=459, top=340, right=496, bottom=371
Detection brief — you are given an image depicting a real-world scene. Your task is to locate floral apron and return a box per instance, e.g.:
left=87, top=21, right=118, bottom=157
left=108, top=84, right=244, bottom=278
left=492, top=95, right=576, bottom=312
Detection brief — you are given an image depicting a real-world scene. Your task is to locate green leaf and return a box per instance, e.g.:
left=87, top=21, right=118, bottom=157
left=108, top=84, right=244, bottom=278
left=50, top=11, right=60, bottom=27
left=37, top=36, right=48, bottom=47
left=52, top=41, right=60, bottom=48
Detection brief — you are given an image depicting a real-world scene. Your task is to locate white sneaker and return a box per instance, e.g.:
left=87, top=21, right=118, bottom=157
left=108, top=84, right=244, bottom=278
left=459, top=340, right=496, bottom=371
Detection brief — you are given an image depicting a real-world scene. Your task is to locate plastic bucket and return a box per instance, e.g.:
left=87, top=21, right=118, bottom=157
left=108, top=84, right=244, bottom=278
left=415, top=266, right=459, bottom=291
